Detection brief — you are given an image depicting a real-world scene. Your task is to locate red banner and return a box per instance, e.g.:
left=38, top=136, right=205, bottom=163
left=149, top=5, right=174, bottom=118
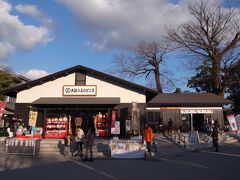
left=0, top=101, right=7, bottom=120
left=111, top=110, right=117, bottom=128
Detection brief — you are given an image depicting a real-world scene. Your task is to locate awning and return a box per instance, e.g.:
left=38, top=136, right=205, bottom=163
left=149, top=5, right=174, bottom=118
left=32, top=97, right=120, bottom=105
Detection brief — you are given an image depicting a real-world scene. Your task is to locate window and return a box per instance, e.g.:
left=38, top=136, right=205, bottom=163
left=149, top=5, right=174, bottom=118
left=75, top=72, right=86, bottom=85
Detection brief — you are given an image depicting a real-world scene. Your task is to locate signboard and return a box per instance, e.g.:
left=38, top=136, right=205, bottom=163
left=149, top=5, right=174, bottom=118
left=181, top=109, right=213, bottom=114
left=63, top=85, right=97, bottom=96
left=235, top=115, right=240, bottom=130
left=0, top=101, right=7, bottom=120
left=227, top=114, right=238, bottom=132
left=29, top=110, right=38, bottom=127
left=188, top=131, right=200, bottom=144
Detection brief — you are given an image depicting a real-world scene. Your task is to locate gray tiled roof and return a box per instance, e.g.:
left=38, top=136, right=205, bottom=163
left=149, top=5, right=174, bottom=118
left=148, top=93, right=232, bottom=107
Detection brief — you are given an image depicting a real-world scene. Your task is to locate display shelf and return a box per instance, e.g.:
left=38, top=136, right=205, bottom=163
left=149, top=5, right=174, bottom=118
left=45, top=117, right=68, bottom=139
left=95, top=112, right=109, bottom=137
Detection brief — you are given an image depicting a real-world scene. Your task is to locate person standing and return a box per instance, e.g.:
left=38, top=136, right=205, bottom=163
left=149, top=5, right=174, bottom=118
left=211, top=120, right=219, bottom=152
left=75, top=126, right=85, bottom=157
left=168, top=118, right=173, bottom=135
left=83, top=126, right=94, bottom=161
left=144, top=123, right=154, bottom=153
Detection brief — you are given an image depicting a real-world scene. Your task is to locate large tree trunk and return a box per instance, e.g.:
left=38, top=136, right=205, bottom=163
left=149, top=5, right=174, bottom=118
left=154, top=64, right=163, bottom=93
left=212, top=51, right=224, bottom=97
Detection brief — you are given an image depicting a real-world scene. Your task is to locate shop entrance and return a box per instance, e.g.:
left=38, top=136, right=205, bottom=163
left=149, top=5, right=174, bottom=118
left=181, top=113, right=204, bottom=132
left=192, top=114, right=204, bottom=131
left=69, top=109, right=110, bottom=137
left=41, top=104, right=117, bottom=139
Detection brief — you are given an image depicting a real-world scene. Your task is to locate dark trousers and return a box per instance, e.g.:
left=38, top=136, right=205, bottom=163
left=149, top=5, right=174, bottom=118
left=146, top=142, right=152, bottom=153
left=213, top=139, right=219, bottom=152
left=85, top=145, right=93, bottom=159
left=76, top=141, right=83, bottom=154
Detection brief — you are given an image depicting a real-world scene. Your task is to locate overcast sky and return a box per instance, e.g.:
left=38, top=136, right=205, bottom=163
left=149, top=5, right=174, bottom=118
left=0, top=0, right=236, bottom=91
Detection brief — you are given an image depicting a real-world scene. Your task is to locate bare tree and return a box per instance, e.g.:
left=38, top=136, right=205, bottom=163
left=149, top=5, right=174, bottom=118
left=167, top=0, right=240, bottom=97
left=113, top=41, right=173, bottom=93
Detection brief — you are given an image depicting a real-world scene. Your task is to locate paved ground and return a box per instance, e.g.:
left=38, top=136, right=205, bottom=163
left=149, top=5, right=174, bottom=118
left=0, top=143, right=239, bottom=180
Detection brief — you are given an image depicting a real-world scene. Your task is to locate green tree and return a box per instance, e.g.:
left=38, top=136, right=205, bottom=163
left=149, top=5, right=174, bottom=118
left=0, top=67, right=18, bottom=101
left=227, top=63, right=240, bottom=113
left=187, top=61, right=213, bottom=92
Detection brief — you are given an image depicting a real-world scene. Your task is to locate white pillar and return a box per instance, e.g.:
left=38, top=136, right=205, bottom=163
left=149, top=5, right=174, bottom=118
left=190, top=113, right=194, bottom=131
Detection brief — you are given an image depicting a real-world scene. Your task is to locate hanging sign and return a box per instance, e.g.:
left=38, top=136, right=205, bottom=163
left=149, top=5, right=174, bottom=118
left=29, top=110, right=38, bottom=127
left=111, top=110, right=117, bottom=128
left=63, top=85, right=97, bottom=96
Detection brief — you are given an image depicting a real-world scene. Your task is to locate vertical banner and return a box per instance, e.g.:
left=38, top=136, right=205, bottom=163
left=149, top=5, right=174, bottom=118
left=227, top=114, right=238, bottom=132
left=111, top=110, right=120, bottom=134
left=111, top=110, right=116, bottom=128
left=28, top=110, right=38, bottom=127
left=0, top=101, right=7, bottom=120
left=131, top=102, right=140, bottom=135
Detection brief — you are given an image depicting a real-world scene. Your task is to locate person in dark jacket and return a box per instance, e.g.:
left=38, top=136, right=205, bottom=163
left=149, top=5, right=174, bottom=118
left=83, top=126, right=94, bottom=161
left=211, top=120, right=219, bottom=152
left=167, top=118, right=173, bottom=135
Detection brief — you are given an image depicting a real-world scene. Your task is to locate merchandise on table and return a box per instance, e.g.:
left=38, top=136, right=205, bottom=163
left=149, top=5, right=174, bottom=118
left=110, top=136, right=146, bottom=158
left=5, top=138, right=40, bottom=155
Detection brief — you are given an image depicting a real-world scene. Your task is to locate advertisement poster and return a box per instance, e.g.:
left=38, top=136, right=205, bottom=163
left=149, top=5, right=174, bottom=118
left=111, top=121, right=120, bottom=135
left=227, top=114, right=238, bottom=132
left=111, top=110, right=120, bottom=134
left=126, top=120, right=131, bottom=133
left=28, top=111, right=38, bottom=127
left=0, top=101, right=7, bottom=120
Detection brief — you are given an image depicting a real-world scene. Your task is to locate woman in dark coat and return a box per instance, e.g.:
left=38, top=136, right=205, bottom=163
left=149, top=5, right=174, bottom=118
left=211, top=120, right=219, bottom=152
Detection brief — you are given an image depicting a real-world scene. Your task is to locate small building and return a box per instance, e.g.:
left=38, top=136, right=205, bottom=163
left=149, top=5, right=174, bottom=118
left=147, top=93, right=232, bottom=132
left=3, top=65, right=157, bottom=138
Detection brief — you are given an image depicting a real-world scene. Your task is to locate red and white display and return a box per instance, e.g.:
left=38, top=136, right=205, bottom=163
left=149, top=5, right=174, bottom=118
left=45, top=116, right=68, bottom=138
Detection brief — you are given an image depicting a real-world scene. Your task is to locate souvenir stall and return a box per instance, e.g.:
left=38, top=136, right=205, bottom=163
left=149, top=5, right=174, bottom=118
left=109, top=105, right=146, bottom=159
left=6, top=137, right=40, bottom=155
left=6, top=125, right=42, bottom=155
left=5, top=111, right=42, bottom=155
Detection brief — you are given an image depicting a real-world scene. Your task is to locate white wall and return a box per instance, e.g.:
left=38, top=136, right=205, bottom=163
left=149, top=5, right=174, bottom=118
left=16, top=73, right=75, bottom=103
left=86, top=75, right=146, bottom=103
left=16, top=73, right=146, bottom=103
